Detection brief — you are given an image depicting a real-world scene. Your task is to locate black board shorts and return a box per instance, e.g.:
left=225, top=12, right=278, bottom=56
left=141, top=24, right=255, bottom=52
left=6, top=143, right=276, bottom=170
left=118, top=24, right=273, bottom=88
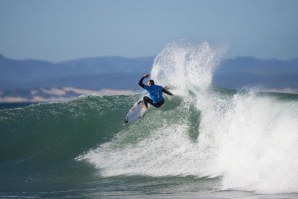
left=143, top=96, right=164, bottom=108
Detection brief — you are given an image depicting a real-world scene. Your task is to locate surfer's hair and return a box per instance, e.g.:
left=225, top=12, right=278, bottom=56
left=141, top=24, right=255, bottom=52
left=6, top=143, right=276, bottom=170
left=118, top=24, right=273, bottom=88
left=149, top=80, right=155, bottom=85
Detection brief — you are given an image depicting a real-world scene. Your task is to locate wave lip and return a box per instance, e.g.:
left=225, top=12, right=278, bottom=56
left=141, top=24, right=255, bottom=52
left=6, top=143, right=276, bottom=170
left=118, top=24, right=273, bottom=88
left=151, top=41, right=224, bottom=95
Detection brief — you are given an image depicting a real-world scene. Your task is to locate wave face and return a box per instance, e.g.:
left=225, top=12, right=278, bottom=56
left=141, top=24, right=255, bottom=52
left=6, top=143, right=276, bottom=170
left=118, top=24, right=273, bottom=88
left=1, top=42, right=298, bottom=197
left=0, top=95, right=136, bottom=197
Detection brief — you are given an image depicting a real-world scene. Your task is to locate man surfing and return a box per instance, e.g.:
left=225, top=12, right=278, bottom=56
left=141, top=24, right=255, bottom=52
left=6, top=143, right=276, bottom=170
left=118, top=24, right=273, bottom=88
left=138, top=74, right=173, bottom=109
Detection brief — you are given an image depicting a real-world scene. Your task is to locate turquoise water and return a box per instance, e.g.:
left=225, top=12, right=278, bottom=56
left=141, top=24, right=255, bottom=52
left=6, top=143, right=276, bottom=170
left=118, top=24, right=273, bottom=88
left=1, top=90, right=298, bottom=198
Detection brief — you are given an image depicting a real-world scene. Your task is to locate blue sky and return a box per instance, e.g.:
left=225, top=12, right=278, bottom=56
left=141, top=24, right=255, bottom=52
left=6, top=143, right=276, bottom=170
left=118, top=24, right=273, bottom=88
left=0, top=0, right=297, bottom=62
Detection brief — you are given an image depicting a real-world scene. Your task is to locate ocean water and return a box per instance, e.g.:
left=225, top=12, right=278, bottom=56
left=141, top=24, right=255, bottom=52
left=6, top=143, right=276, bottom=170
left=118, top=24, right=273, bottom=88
left=1, top=42, right=298, bottom=198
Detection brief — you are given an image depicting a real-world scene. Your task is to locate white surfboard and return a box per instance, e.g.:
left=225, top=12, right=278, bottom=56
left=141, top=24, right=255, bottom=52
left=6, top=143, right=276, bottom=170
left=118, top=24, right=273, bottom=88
left=124, top=98, right=149, bottom=124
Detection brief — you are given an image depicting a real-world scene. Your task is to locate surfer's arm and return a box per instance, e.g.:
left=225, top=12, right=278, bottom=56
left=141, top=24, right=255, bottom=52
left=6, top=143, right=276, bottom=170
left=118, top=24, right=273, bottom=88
left=162, top=88, right=173, bottom=96
left=138, top=74, right=150, bottom=88
left=138, top=77, right=146, bottom=88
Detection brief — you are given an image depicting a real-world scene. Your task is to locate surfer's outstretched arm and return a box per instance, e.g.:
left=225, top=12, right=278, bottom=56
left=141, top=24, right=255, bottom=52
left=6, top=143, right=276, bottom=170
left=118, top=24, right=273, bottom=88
left=138, top=74, right=150, bottom=88
left=138, top=77, right=146, bottom=88
left=162, top=88, right=173, bottom=96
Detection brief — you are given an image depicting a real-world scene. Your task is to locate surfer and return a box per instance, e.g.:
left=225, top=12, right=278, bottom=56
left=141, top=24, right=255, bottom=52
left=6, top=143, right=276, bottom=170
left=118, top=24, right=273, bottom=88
left=138, top=74, right=173, bottom=109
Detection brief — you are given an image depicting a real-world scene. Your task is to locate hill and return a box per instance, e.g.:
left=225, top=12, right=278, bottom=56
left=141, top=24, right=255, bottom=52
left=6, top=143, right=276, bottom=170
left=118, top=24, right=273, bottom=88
left=214, top=57, right=298, bottom=89
left=0, top=54, right=298, bottom=102
left=0, top=54, right=153, bottom=90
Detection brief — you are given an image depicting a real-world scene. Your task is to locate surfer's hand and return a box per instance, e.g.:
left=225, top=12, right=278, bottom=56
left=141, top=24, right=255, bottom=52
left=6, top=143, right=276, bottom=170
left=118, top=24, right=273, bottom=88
left=144, top=74, right=150, bottom=78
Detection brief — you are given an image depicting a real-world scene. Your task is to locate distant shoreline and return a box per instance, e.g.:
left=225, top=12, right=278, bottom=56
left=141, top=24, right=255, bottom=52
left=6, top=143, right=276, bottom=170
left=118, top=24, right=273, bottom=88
left=0, top=87, right=134, bottom=103
left=1, top=86, right=298, bottom=103
left=263, top=88, right=298, bottom=95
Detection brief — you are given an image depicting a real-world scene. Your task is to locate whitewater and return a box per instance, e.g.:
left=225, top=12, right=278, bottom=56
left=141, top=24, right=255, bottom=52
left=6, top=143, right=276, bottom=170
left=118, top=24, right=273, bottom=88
left=1, top=42, right=298, bottom=198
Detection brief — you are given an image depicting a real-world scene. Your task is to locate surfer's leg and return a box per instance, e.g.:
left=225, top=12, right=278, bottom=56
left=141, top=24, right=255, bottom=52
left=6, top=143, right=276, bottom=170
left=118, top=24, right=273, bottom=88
left=143, top=96, right=154, bottom=108
left=151, top=99, right=164, bottom=108
left=154, top=99, right=164, bottom=108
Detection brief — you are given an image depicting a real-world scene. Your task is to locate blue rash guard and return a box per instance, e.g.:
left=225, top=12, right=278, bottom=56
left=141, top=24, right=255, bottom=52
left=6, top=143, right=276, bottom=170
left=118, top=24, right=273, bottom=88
left=138, top=76, right=173, bottom=108
left=143, top=85, right=164, bottom=103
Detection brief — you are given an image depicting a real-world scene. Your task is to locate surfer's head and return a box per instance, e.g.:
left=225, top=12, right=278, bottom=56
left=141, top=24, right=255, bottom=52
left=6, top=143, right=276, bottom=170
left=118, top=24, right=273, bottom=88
left=148, top=80, right=155, bottom=86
